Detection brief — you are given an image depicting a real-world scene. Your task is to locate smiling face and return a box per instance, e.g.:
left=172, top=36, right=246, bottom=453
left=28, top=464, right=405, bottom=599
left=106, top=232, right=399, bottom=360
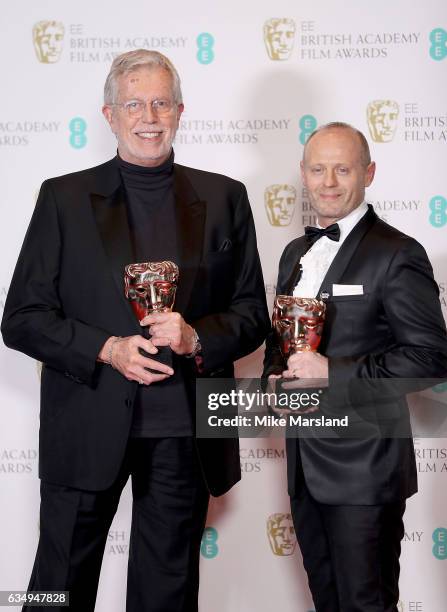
left=301, top=127, right=375, bottom=227
left=102, top=65, right=183, bottom=167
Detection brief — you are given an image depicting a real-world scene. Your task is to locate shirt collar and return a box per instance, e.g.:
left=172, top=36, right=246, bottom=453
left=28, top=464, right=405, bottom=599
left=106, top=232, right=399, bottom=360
left=317, top=201, right=368, bottom=244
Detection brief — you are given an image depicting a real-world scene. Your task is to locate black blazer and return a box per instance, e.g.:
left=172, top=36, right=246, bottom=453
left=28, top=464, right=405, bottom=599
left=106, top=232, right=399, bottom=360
left=264, top=206, right=447, bottom=504
left=2, top=157, right=270, bottom=495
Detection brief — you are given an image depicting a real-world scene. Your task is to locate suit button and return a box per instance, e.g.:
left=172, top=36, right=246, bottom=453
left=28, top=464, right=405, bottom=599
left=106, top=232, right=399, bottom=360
left=125, top=399, right=132, bottom=408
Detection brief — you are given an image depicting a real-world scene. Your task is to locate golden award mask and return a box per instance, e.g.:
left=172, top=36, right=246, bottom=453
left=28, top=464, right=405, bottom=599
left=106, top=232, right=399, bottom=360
left=273, top=296, right=325, bottom=359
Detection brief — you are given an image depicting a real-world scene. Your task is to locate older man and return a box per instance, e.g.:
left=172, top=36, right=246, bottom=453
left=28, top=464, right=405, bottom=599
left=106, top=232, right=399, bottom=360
left=2, top=49, right=269, bottom=611
left=263, top=122, right=447, bottom=611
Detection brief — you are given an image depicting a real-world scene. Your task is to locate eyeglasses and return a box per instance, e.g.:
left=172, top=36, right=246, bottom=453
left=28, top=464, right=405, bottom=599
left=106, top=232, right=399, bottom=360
left=111, top=98, right=175, bottom=117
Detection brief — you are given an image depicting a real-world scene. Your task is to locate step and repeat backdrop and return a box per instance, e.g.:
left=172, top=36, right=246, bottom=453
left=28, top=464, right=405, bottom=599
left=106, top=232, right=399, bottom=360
left=1, top=1, right=446, bottom=610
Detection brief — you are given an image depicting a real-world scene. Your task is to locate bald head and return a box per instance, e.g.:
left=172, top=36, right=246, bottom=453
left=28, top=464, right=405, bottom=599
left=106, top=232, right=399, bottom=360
left=303, top=122, right=371, bottom=168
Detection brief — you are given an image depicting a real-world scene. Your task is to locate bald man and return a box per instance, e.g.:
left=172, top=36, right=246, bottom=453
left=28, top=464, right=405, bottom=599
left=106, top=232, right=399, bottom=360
left=263, top=122, right=447, bottom=611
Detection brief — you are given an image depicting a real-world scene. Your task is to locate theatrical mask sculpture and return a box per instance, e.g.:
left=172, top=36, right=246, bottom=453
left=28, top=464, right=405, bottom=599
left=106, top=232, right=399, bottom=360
left=124, top=261, right=179, bottom=366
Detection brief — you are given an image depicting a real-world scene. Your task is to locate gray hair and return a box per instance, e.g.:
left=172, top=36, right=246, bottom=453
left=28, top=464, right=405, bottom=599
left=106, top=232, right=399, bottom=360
left=104, top=49, right=183, bottom=105
left=303, top=121, right=372, bottom=167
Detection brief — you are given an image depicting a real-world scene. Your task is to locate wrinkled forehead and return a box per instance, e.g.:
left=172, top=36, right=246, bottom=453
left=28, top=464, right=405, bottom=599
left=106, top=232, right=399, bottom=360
left=116, top=65, right=174, bottom=97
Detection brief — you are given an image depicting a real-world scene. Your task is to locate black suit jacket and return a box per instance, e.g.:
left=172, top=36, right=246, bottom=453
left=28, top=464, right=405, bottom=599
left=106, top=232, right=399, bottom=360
left=2, top=157, right=270, bottom=496
left=264, top=206, right=447, bottom=504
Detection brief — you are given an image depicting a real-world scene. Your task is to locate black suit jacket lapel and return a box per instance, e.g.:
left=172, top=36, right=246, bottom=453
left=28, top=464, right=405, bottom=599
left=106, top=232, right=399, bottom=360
left=317, top=205, right=377, bottom=300
left=90, top=159, right=139, bottom=331
left=172, top=165, right=206, bottom=315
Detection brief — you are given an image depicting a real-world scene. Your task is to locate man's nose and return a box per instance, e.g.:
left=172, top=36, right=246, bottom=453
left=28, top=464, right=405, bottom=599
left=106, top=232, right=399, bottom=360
left=140, top=102, right=157, bottom=122
left=323, top=168, right=337, bottom=187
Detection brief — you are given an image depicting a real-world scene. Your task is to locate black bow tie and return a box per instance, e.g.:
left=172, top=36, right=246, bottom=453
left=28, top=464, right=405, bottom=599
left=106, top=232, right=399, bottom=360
left=304, top=223, right=340, bottom=245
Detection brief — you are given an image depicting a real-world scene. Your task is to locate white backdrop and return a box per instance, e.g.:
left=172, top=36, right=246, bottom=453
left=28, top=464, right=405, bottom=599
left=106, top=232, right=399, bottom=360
left=1, top=1, right=446, bottom=611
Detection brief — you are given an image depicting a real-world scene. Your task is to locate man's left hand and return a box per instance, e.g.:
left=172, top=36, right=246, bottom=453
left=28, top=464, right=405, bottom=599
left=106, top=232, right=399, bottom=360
left=140, top=312, right=196, bottom=355
left=283, top=351, right=328, bottom=379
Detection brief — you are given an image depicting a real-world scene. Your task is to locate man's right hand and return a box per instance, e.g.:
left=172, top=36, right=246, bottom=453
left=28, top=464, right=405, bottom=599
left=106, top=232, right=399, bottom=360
left=98, top=335, right=173, bottom=385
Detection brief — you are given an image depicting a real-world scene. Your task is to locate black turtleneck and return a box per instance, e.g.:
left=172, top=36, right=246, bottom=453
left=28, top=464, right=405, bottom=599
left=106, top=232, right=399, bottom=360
left=118, top=150, right=192, bottom=438
left=118, top=150, right=178, bottom=263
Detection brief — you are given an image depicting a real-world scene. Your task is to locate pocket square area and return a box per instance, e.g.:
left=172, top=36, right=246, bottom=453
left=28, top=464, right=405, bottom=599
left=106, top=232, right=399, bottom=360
left=218, top=238, right=233, bottom=252
left=332, top=284, right=364, bottom=296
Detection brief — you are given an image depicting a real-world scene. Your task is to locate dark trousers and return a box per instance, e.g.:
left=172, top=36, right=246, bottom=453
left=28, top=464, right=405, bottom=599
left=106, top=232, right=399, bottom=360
left=24, top=438, right=210, bottom=612
left=290, top=484, right=405, bottom=612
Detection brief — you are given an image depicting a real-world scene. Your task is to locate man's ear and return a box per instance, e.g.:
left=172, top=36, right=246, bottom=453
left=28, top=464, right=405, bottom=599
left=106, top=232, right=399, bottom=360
left=102, top=105, right=114, bottom=132
left=176, top=103, right=184, bottom=125
left=365, top=161, right=376, bottom=187
left=300, top=160, right=306, bottom=186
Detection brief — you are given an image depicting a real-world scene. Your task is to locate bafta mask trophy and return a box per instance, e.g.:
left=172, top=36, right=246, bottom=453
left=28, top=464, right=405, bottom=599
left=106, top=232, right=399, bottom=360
left=271, top=296, right=326, bottom=412
left=273, top=296, right=326, bottom=360
left=124, top=261, right=179, bottom=367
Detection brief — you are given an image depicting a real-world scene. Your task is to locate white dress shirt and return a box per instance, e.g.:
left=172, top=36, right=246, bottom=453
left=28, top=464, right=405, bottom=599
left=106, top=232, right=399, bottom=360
left=293, top=202, right=368, bottom=298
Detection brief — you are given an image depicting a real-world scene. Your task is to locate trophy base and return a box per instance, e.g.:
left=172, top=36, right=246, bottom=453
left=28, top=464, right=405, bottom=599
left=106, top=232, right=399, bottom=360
left=139, top=345, right=173, bottom=372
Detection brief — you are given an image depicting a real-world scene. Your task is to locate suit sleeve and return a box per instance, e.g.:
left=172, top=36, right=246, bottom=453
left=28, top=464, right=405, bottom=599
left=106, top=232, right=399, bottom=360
left=1, top=180, right=110, bottom=385
left=329, top=238, right=447, bottom=387
left=192, top=184, right=270, bottom=372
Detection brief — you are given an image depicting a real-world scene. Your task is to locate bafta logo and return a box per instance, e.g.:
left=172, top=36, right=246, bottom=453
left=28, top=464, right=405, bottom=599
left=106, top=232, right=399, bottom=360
left=367, top=100, right=399, bottom=143
left=266, top=513, right=297, bottom=556
left=33, top=20, right=65, bottom=64
left=263, top=18, right=296, bottom=60
left=265, top=184, right=296, bottom=226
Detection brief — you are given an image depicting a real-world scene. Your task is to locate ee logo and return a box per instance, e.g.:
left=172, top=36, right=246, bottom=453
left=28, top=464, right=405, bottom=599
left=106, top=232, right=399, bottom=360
left=429, top=195, right=447, bottom=228
left=429, top=28, right=447, bottom=61
left=69, top=117, right=87, bottom=149
left=299, top=115, right=317, bottom=145
left=197, top=33, right=215, bottom=64
left=432, top=528, right=447, bottom=559
left=201, top=526, right=218, bottom=558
